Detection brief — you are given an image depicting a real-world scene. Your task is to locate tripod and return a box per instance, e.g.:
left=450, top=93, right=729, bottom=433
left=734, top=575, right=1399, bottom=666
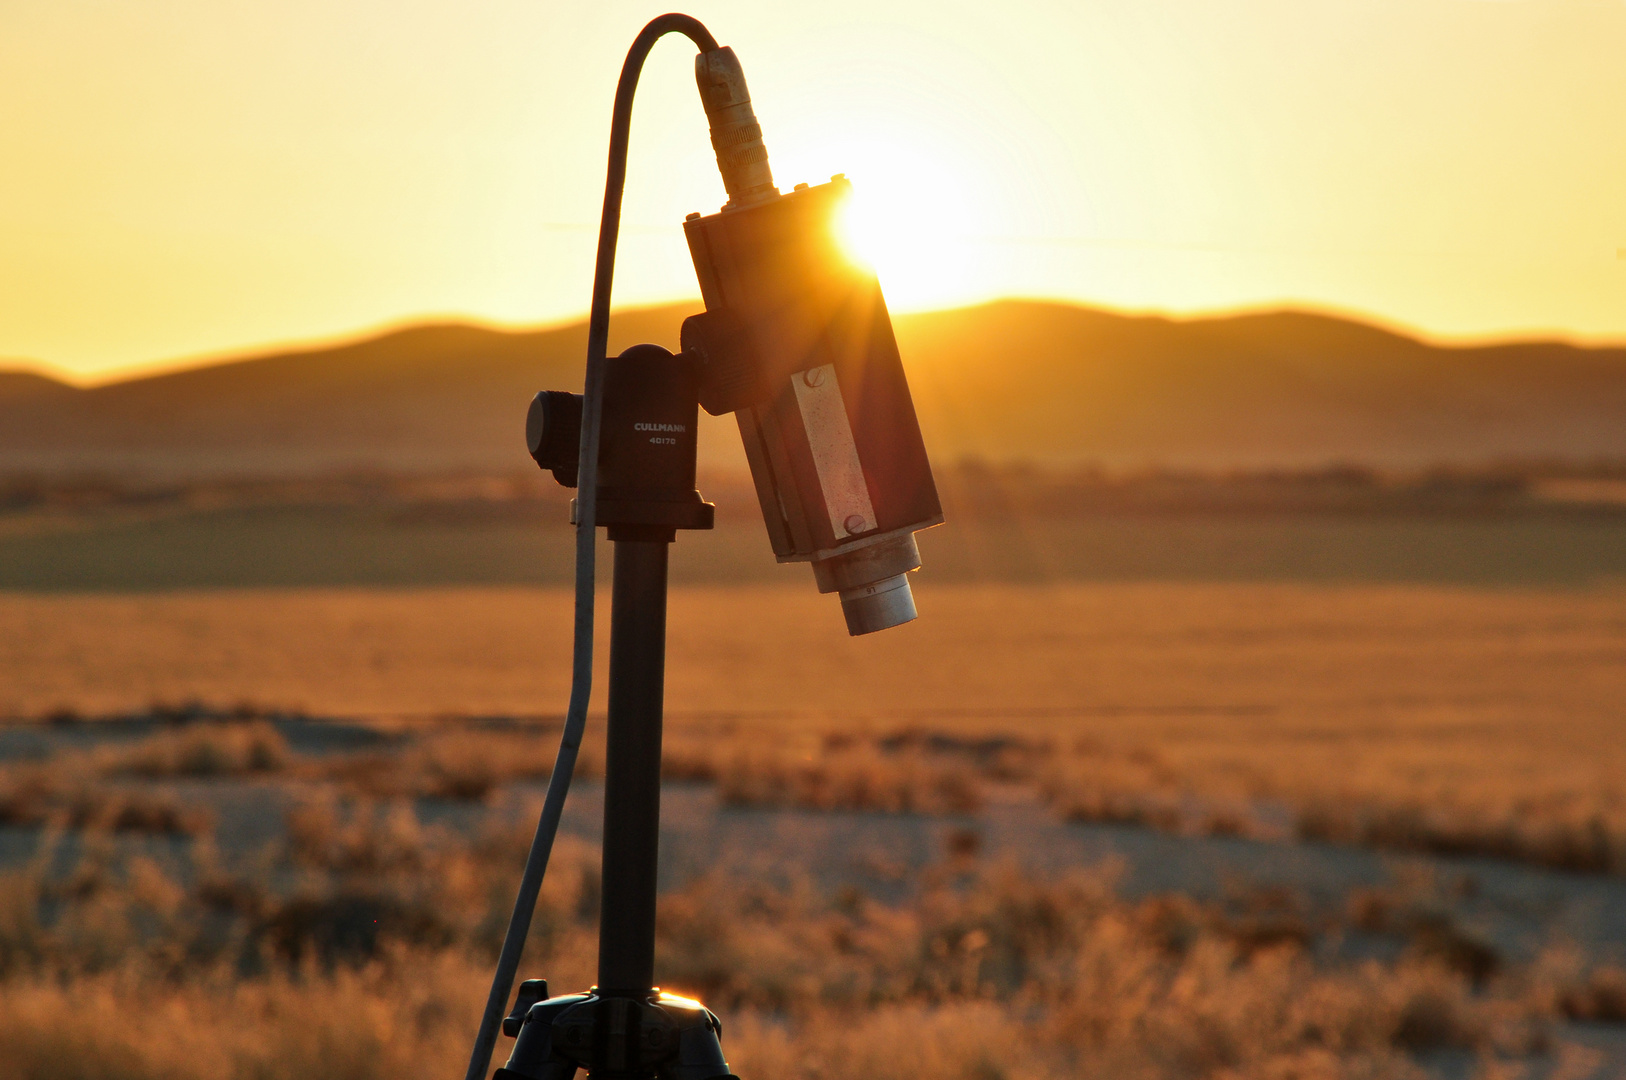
left=498, top=343, right=731, bottom=1080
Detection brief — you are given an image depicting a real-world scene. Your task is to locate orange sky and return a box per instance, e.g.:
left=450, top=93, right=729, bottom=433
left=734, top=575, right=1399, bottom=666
left=2, top=0, right=1624, bottom=380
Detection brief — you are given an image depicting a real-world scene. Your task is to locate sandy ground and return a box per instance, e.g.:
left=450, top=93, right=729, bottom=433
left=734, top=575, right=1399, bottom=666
left=3, top=581, right=1623, bottom=719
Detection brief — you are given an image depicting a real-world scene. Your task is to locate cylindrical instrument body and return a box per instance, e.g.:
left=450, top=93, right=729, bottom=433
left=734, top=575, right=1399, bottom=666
left=682, top=178, right=942, bottom=633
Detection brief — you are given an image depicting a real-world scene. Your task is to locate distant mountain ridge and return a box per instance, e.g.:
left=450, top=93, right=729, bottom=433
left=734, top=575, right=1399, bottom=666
left=0, top=369, right=76, bottom=405
left=3, top=301, right=1624, bottom=477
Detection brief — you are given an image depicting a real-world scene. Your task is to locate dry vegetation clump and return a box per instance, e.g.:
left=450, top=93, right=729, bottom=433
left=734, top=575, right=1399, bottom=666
left=259, top=791, right=605, bottom=970
left=0, top=760, right=213, bottom=836
left=0, top=840, right=207, bottom=978
left=0, top=793, right=606, bottom=984
left=714, top=742, right=984, bottom=815
left=1552, top=965, right=1626, bottom=1024
left=9, top=710, right=607, bottom=809
left=283, top=793, right=440, bottom=877
left=1037, top=742, right=1270, bottom=840
left=695, top=727, right=1062, bottom=815
left=0, top=951, right=489, bottom=1080
left=865, top=730, right=1052, bottom=782
left=0, top=716, right=297, bottom=836
left=308, top=724, right=603, bottom=803
left=103, top=719, right=291, bottom=778
left=1294, top=799, right=1626, bottom=876
left=1033, top=735, right=1626, bottom=880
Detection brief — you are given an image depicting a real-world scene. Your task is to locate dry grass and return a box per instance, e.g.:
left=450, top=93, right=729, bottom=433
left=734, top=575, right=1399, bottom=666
left=0, top=714, right=1612, bottom=1077
left=713, top=753, right=981, bottom=814
left=2, top=582, right=1625, bottom=1076
left=12, top=697, right=1626, bottom=876
left=0, top=954, right=487, bottom=1080
left=6, top=579, right=1626, bottom=866
left=0, top=763, right=213, bottom=835
left=0, top=721, right=294, bottom=835
left=1035, top=732, right=1626, bottom=875
left=0, top=795, right=1596, bottom=1080
left=314, top=728, right=602, bottom=803
left=13, top=734, right=1626, bottom=886
left=74, top=577, right=1596, bottom=876
left=108, top=720, right=291, bottom=778
left=698, top=734, right=985, bottom=815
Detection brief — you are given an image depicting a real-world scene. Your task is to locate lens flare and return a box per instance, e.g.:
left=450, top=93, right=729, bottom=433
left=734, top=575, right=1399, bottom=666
left=819, top=154, right=981, bottom=311
left=834, top=187, right=880, bottom=270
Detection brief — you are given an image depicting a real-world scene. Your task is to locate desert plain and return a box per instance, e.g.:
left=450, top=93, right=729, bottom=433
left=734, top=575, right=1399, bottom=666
left=4, top=305, right=1626, bottom=1080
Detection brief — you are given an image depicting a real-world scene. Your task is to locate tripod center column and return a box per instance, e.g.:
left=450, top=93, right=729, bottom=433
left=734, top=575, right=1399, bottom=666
left=597, top=530, right=673, bottom=996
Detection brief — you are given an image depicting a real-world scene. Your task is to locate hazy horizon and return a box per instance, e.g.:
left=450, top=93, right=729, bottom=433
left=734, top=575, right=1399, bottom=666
left=4, top=1, right=1624, bottom=380
left=10, top=293, right=1626, bottom=390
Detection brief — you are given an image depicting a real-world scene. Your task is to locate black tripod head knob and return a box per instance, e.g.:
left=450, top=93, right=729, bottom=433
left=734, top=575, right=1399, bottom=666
left=526, top=391, right=584, bottom=487
left=502, top=980, right=550, bottom=1038
left=681, top=309, right=766, bottom=416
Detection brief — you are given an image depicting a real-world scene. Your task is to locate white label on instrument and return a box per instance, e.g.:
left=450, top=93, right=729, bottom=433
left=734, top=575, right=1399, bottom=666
left=791, top=365, right=876, bottom=539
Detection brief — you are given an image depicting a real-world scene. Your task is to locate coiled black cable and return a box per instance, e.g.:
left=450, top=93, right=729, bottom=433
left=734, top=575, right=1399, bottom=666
left=461, top=15, right=718, bottom=1080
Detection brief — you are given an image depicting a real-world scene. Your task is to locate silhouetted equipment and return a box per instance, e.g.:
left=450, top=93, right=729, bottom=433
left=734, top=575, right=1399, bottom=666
left=682, top=175, right=941, bottom=635
left=529, top=344, right=715, bottom=533
left=467, top=14, right=942, bottom=1080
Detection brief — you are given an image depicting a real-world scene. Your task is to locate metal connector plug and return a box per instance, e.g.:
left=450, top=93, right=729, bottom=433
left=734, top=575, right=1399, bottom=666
left=694, top=47, right=778, bottom=208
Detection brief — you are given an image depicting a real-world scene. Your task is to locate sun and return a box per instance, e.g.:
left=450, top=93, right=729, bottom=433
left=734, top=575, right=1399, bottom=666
left=823, top=141, right=985, bottom=311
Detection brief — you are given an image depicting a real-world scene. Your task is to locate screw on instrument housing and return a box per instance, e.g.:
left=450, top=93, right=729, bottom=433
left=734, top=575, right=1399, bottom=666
left=802, top=367, right=826, bottom=388
left=843, top=514, right=867, bottom=533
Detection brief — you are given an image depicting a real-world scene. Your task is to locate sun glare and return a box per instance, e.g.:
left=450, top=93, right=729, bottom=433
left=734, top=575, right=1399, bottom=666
left=821, top=143, right=985, bottom=312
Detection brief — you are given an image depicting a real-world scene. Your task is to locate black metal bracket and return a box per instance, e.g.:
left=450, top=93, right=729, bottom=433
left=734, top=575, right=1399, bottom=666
left=529, top=343, right=716, bottom=537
